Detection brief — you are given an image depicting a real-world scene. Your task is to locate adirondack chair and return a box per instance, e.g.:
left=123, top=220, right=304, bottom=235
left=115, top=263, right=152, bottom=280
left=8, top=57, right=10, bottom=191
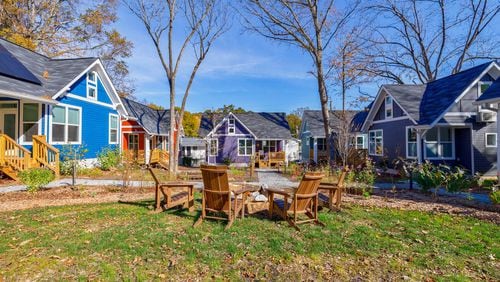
left=267, top=172, right=324, bottom=231
left=193, top=164, right=249, bottom=230
left=318, top=168, right=348, bottom=211
left=148, top=167, right=194, bottom=212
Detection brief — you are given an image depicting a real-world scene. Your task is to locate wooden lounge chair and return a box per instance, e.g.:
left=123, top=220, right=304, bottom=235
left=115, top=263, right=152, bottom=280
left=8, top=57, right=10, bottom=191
left=267, top=172, right=324, bottom=231
left=193, top=164, right=249, bottom=230
left=148, top=167, right=194, bottom=212
left=318, top=168, right=348, bottom=211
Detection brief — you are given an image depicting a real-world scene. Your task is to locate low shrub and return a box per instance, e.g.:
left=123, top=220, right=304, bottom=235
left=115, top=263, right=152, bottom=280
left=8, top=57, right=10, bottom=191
left=490, top=188, right=500, bottom=205
left=414, top=161, right=444, bottom=193
left=78, top=167, right=103, bottom=179
left=440, top=165, right=476, bottom=193
left=18, top=168, right=55, bottom=192
left=222, top=157, right=232, bottom=166
left=97, top=147, right=121, bottom=171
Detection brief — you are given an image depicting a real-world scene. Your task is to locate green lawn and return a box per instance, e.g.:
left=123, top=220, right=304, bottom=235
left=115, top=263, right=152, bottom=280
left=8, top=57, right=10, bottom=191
left=0, top=201, right=498, bottom=281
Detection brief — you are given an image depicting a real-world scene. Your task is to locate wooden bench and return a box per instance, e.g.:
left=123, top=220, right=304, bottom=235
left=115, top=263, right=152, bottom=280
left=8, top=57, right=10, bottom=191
left=148, top=168, right=194, bottom=213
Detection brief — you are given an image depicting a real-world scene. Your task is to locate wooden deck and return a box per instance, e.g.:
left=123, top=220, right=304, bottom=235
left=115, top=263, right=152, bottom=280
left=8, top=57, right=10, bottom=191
left=254, top=151, right=285, bottom=168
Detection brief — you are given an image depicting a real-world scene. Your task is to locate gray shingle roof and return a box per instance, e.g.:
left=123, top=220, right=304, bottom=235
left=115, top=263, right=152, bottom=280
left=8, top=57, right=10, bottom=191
left=476, top=78, right=500, bottom=103
left=181, top=137, right=205, bottom=147
left=0, top=38, right=97, bottom=98
left=384, top=61, right=494, bottom=125
left=199, top=112, right=292, bottom=139
left=302, top=110, right=367, bottom=137
left=121, top=97, right=170, bottom=135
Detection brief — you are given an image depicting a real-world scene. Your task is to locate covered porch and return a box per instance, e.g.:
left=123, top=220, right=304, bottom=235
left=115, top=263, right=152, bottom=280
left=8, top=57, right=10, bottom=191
left=0, top=97, right=59, bottom=179
left=253, top=139, right=286, bottom=168
left=122, top=132, right=169, bottom=168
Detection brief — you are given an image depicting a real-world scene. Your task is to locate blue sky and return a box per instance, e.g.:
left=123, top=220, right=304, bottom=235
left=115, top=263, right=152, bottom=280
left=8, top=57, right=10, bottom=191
left=115, top=4, right=374, bottom=114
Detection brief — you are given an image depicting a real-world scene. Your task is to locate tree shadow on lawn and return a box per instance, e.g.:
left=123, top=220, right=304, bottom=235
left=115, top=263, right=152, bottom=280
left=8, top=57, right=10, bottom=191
left=117, top=199, right=200, bottom=222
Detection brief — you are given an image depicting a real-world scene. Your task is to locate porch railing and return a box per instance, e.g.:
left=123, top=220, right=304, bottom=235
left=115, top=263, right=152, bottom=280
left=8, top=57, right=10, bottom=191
left=150, top=149, right=169, bottom=169
left=32, top=135, right=60, bottom=177
left=0, top=134, right=31, bottom=177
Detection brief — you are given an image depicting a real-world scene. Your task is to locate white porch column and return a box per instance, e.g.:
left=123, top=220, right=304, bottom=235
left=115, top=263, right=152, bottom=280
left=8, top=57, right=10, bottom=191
left=497, top=105, right=500, bottom=181
left=145, top=135, right=151, bottom=164
left=416, top=130, right=423, bottom=164
left=313, top=138, right=318, bottom=163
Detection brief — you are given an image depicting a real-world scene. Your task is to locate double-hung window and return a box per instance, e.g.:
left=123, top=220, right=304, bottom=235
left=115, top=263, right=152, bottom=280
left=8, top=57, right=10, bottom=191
left=238, top=138, right=253, bottom=156
left=317, top=138, right=326, bottom=151
left=385, top=96, right=393, bottom=119
left=369, top=130, right=383, bottom=156
left=87, top=71, right=97, bottom=100
left=228, top=118, right=235, bottom=134
left=51, top=105, right=81, bottom=143
left=352, top=135, right=365, bottom=149
left=406, top=128, right=417, bottom=158
left=209, top=139, right=218, bottom=156
left=109, top=114, right=118, bottom=144
left=485, top=133, right=497, bottom=148
left=424, top=127, right=453, bottom=159
left=22, top=103, right=39, bottom=143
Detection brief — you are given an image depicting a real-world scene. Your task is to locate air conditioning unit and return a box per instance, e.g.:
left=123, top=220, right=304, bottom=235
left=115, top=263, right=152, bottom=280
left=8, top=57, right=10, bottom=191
left=476, top=110, right=497, bottom=123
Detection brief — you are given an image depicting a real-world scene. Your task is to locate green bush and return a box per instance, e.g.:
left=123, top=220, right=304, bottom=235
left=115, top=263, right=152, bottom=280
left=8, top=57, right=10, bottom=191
left=490, top=188, right=500, bottom=205
left=356, top=159, right=376, bottom=186
left=97, top=147, right=121, bottom=171
left=222, top=157, right=232, bottom=166
left=18, top=168, right=55, bottom=192
left=414, top=161, right=444, bottom=193
left=440, top=165, right=476, bottom=193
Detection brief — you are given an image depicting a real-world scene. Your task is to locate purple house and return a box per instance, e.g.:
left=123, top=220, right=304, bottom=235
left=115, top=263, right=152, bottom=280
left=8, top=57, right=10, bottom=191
left=361, top=61, right=499, bottom=175
left=198, top=112, right=293, bottom=166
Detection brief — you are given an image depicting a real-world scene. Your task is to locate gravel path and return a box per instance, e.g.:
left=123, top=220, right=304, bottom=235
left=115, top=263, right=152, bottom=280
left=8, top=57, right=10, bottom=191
left=256, top=169, right=298, bottom=188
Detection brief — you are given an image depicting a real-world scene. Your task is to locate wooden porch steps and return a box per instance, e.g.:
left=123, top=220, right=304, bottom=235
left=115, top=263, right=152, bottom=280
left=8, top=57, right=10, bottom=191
left=0, top=165, right=19, bottom=181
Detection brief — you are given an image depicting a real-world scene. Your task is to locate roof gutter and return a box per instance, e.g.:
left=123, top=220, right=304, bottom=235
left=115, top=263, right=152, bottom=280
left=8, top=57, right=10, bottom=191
left=0, top=90, right=58, bottom=104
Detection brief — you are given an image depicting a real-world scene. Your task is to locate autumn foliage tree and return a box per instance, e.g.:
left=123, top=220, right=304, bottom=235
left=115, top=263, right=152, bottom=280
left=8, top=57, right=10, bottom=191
left=0, top=0, right=134, bottom=96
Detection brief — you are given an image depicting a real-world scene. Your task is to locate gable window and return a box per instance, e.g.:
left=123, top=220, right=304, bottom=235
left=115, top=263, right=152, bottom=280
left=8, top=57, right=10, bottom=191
left=238, top=138, right=253, bottom=156
left=209, top=139, right=218, bottom=156
left=485, top=133, right=497, bottom=148
left=109, top=114, right=119, bottom=144
left=406, top=128, right=417, bottom=159
left=479, top=81, right=493, bottom=95
left=21, top=103, right=39, bottom=143
left=87, top=72, right=98, bottom=100
left=317, top=138, right=326, bottom=151
left=424, top=127, right=453, bottom=159
left=369, top=130, right=383, bottom=156
left=228, top=118, right=235, bottom=134
left=385, top=96, right=393, bottom=119
left=51, top=105, right=81, bottom=144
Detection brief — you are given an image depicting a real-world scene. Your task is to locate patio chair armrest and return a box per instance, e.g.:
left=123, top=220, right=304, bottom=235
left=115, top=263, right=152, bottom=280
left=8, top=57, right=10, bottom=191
left=318, top=183, right=340, bottom=191
left=266, top=187, right=292, bottom=197
left=295, top=192, right=318, bottom=199
left=232, top=187, right=254, bottom=195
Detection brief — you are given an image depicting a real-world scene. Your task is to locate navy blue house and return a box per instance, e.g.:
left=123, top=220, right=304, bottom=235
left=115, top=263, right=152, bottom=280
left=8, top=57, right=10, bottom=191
left=0, top=37, right=127, bottom=177
left=361, top=62, right=499, bottom=175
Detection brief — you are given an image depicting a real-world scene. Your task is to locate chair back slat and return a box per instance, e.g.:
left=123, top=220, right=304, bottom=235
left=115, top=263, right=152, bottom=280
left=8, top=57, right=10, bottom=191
left=200, top=164, right=230, bottom=210
left=294, top=172, right=324, bottom=211
left=337, top=168, right=348, bottom=188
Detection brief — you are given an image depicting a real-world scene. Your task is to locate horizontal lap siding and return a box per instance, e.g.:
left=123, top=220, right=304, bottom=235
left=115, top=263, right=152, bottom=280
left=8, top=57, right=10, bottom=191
left=210, top=115, right=254, bottom=165
left=368, top=119, right=414, bottom=164
left=472, top=122, right=497, bottom=173
left=56, top=96, right=119, bottom=159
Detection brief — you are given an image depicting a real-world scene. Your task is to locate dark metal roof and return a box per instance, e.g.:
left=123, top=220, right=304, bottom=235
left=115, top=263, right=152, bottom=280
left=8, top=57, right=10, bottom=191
left=199, top=112, right=292, bottom=139
left=121, top=97, right=171, bottom=135
left=383, top=61, right=494, bottom=125
left=301, top=109, right=367, bottom=137
left=476, top=78, right=500, bottom=103
left=0, top=37, right=97, bottom=97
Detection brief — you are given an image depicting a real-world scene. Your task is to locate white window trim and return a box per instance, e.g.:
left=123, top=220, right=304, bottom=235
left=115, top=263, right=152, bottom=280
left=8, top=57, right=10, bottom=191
left=20, top=102, right=42, bottom=145
left=238, top=138, right=253, bottom=156
left=228, top=118, right=235, bottom=135
left=209, top=139, right=218, bottom=156
left=0, top=101, right=19, bottom=142
left=368, top=129, right=383, bottom=156
left=405, top=126, right=417, bottom=159
left=49, top=103, right=82, bottom=145
left=354, top=134, right=366, bottom=149
left=109, top=113, right=119, bottom=144
left=485, top=133, right=497, bottom=148
left=423, top=127, right=455, bottom=160
left=478, top=81, right=493, bottom=96
left=385, top=96, right=393, bottom=119
left=86, top=71, right=98, bottom=100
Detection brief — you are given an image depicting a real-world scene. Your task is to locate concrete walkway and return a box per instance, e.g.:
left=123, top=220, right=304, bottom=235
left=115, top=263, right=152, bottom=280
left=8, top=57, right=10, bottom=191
left=256, top=169, right=297, bottom=188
